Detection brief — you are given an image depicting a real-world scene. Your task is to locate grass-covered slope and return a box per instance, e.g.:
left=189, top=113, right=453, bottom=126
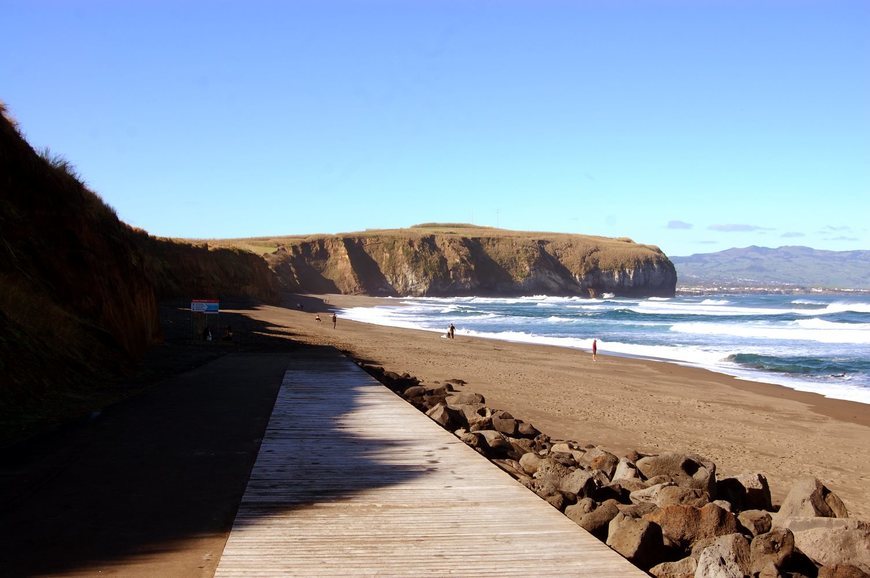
left=0, top=104, right=280, bottom=444
left=0, top=106, right=161, bottom=440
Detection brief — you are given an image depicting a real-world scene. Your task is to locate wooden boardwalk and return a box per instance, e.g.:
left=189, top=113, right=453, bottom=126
left=215, top=354, right=644, bottom=577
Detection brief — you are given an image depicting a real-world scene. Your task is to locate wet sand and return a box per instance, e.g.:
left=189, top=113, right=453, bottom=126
left=249, top=294, right=870, bottom=520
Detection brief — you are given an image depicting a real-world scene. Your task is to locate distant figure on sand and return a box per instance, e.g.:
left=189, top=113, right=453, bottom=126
left=448, top=323, right=455, bottom=339
left=592, top=339, right=597, bottom=361
left=332, top=312, right=337, bottom=329
left=315, top=314, right=321, bottom=323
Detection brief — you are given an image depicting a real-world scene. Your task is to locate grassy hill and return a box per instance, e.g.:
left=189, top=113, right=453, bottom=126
left=672, top=246, right=870, bottom=290
left=0, top=104, right=280, bottom=445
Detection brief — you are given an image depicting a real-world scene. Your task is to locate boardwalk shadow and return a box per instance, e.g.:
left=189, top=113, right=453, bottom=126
left=0, top=302, right=427, bottom=575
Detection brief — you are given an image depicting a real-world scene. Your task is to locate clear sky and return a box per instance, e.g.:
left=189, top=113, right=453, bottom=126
left=2, top=0, right=868, bottom=256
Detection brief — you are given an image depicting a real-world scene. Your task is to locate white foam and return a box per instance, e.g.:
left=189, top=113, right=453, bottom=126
left=818, top=302, right=870, bottom=315
left=671, top=320, right=870, bottom=344
left=632, top=302, right=791, bottom=316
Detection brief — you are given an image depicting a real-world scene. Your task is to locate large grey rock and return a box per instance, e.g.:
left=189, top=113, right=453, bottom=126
left=425, top=402, right=464, bottom=430
left=580, top=446, right=620, bottom=479
left=649, top=556, right=697, bottom=578
left=750, top=527, right=795, bottom=575
left=618, top=501, right=659, bottom=519
left=403, top=385, right=427, bottom=399
left=446, top=391, right=485, bottom=405
left=532, top=458, right=573, bottom=497
left=657, top=485, right=711, bottom=508
left=613, top=458, right=642, bottom=482
left=467, top=414, right=493, bottom=432
left=606, top=512, right=665, bottom=570
left=550, top=442, right=585, bottom=463
left=779, top=518, right=870, bottom=573
left=630, top=482, right=676, bottom=505
left=577, top=499, right=621, bottom=540
left=506, top=436, right=534, bottom=456
left=491, top=410, right=518, bottom=436
left=516, top=420, right=540, bottom=438
left=695, top=533, right=751, bottom=578
left=773, top=478, right=849, bottom=525
left=446, top=402, right=486, bottom=424
left=717, top=472, right=772, bottom=511
left=636, top=453, right=717, bottom=495
left=644, top=503, right=739, bottom=552
left=474, top=429, right=513, bottom=457
left=518, top=452, right=543, bottom=475
left=558, top=468, right=596, bottom=497
left=738, top=509, right=773, bottom=537
left=564, top=498, right=597, bottom=525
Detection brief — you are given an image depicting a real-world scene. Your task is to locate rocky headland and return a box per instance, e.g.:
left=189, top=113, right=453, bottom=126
left=265, top=224, right=677, bottom=298
left=365, top=365, right=870, bottom=577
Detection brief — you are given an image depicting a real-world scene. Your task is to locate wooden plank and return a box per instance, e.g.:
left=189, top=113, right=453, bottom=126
left=216, top=355, right=645, bottom=577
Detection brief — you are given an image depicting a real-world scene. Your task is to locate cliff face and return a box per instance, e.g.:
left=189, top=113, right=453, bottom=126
left=0, top=106, right=280, bottom=443
left=131, top=232, right=281, bottom=303
left=268, top=228, right=676, bottom=298
left=0, top=108, right=161, bottom=425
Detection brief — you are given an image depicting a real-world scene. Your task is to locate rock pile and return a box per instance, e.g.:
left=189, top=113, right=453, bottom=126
left=363, top=364, right=870, bottom=578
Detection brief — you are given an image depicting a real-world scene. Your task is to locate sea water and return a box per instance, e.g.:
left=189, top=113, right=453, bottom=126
left=339, top=293, right=870, bottom=405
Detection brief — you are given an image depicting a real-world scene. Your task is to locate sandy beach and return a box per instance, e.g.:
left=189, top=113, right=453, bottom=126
left=245, top=294, right=870, bottom=520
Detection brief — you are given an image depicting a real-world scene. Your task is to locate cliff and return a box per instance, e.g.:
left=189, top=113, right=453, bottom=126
left=266, top=225, right=676, bottom=298
left=1, top=105, right=160, bottom=436
left=130, top=231, right=281, bottom=303
left=0, top=104, right=279, bottom=443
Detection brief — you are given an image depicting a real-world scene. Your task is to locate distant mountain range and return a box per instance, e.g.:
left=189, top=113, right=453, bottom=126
left=671, top=246, right=870, bottom=290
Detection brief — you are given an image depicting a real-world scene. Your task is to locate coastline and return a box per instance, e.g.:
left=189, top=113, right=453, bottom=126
left=243, top=294, right=870, bottom=519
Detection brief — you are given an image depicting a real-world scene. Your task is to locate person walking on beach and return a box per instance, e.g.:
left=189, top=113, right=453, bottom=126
left=332, top=312, right=337, bottom=329
left=448, top=323, right=455, bottom=339
left=592, top=339, right=598, bottom=361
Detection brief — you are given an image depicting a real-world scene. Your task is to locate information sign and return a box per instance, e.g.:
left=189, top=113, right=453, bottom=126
left=191, top=299, right=220, bottom=314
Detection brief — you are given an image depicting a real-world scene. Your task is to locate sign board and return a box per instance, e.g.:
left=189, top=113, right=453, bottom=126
left=191, top=299, right=220, bottom=314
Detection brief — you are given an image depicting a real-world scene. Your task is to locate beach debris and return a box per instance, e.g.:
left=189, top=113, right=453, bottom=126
left=363, top=363, right=867, bottom=576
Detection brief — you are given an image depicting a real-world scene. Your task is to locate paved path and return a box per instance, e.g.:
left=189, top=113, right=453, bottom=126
left=0, top=351, right=294, bottom=577
left=216, top=355, right=644, bottom=577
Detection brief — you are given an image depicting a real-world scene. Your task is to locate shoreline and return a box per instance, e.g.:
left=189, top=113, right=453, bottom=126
left=336, top=294, right=870, bottom=407
left=242, top=294, right=870, bottom=520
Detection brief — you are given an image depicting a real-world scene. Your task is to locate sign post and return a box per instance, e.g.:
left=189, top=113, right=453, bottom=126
left=191, top=299, right=220, bottom=340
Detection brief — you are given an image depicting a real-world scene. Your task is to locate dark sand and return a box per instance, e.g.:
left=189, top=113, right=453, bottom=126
left=273, top=294, right=870, bottom=520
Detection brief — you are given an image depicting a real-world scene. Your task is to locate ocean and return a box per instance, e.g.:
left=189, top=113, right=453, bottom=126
left=339, top=292, right=870, bottom=405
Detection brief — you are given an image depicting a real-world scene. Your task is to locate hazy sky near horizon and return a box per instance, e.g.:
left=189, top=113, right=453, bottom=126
left=3, top=0, right=868, bottom=256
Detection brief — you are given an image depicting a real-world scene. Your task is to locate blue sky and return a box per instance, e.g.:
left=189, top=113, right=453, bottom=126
left=2, top=0, right=868, bottom=256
